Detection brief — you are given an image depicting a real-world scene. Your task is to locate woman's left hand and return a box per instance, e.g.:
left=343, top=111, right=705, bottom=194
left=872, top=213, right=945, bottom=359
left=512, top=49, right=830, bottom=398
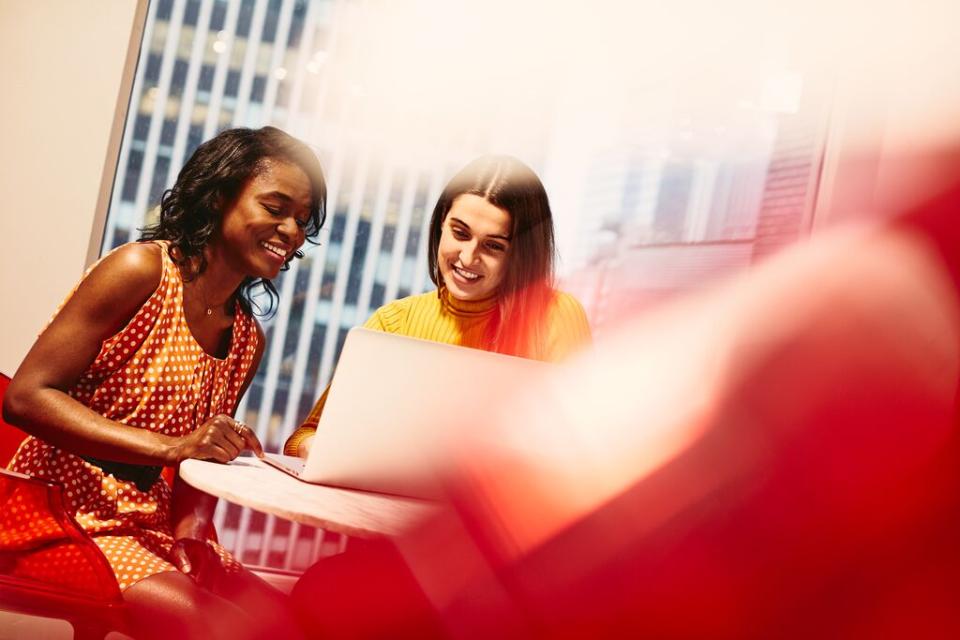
left=169, top=537, right=225, bottom=589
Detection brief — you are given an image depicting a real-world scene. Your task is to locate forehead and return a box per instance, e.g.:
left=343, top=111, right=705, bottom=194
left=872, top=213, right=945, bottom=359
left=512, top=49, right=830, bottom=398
left=446, top=194, right=511, bottom=236
left=246, top=158, right=313, bottom=208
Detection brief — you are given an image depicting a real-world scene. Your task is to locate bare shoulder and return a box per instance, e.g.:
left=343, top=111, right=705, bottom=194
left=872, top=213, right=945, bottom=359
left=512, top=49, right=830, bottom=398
left=68, top=242, right=164, bottom=323
left=91, top=242, right=163, bottom=290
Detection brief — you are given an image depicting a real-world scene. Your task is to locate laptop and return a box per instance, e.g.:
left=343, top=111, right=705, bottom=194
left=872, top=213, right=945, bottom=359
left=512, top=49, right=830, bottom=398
left=261, top=327, right=553, bottom=499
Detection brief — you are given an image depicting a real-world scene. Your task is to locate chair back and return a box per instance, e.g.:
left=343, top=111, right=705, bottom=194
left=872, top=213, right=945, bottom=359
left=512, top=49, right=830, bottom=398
left=0, top=372, right=126, bottom=638
left=0, top=373, right=28, bottom=465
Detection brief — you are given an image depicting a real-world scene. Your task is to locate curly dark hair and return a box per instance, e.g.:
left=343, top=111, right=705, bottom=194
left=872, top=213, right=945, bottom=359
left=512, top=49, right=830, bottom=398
left=140, top=126, right=327, bottom=316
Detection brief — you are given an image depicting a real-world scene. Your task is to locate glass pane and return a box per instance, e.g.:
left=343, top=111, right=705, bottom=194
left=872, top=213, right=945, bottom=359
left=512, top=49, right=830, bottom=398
left=101, top=0, right=829, bottom=570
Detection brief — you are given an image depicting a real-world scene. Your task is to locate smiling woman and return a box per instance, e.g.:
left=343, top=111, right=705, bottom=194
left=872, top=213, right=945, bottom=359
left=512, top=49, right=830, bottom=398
left=284, top=155, right=592, bottom=458
left=1, top=126, right=324, bottom=640
left=141, top=126, right=327, bottom=318
left=438, top=194, right=512, bottom=301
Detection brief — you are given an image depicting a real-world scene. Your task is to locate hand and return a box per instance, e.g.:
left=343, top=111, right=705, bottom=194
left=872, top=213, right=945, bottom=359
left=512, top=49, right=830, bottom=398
left=172, top=414, right=264, bottom=463
left=168, top=537, right=225, bottom=589
left=298, top=434, right=315, bottom=458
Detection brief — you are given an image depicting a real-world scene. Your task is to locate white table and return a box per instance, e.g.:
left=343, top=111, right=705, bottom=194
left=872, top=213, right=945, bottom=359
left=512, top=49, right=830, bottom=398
left=179, top=457, right=437, bottom=539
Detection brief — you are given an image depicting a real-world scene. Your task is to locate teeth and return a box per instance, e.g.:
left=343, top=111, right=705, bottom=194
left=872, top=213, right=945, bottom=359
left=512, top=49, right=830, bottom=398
left=260, top=241, right=286, bottom=258
left=454, top=266, right=479, bottom=281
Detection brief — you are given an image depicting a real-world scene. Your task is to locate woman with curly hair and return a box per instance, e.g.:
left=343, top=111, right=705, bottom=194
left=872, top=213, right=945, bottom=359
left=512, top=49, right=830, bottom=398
left=2, top=126, right=324, bottom=639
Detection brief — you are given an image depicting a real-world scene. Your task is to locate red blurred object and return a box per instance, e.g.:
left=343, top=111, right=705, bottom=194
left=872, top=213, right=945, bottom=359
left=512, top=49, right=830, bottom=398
left=291, top=538, right=443, bottom=640
left=413, top=184, right=960, bottom=638
left=324, top=180, right=960, bottom=639
left=0, top=373, right=28, bottom=465
left=0, top=372, right=129, bottom=639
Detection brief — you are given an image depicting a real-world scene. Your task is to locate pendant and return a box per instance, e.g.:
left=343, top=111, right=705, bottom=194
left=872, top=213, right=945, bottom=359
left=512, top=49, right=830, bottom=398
left=206, top=308, right=213, bottom=316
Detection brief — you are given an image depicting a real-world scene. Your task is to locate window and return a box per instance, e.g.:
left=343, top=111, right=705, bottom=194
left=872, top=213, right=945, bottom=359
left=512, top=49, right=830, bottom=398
left=102, top=0, right=829, bottom=570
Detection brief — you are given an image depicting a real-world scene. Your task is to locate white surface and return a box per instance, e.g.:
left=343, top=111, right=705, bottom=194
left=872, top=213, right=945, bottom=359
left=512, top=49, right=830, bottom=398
left=0, top=0, right=146, bottom=376
left=304, top=327, right=552, bottom=498
left=180, top=457, right=436, bottom=539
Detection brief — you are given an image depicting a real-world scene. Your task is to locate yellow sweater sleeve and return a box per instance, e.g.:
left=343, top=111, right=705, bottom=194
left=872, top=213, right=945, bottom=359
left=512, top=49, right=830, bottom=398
left=281, top=307, right=393, bottom=455
left=544, top=292, right=593, bottom=362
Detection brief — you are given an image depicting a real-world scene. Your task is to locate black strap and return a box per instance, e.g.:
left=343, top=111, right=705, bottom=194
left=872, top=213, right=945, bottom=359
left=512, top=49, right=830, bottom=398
left=81, top=456, right=162, bottom=493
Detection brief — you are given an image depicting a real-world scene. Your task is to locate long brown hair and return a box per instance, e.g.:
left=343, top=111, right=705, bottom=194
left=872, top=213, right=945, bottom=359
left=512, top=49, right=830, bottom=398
left=427, top=155, right=556, bottom=359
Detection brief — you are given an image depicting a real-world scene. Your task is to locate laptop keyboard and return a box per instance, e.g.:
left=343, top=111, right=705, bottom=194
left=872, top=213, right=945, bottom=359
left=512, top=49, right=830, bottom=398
left=264, top=453, right=306, bottom=476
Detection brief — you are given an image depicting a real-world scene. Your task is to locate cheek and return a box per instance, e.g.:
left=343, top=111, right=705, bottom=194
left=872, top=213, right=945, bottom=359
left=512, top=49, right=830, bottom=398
left=437, top=238, right=455, bottom=260
left=488, top=256, right=509, bottom=281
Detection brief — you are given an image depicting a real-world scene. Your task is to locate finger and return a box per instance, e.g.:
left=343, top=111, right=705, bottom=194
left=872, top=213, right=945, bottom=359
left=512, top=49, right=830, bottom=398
left=216, top=418, right=247, bottom=457
left=169, top=543, right=193, bottom=575
left=234, top=421, right=264, bottom=458
left=218, top=429, right=244, bottom=460
left=210, top=442, right=236, bottom=463
left=298, top=435, right=314, bottom=458
left=196, top=437, right=235, bottom=463
left=207, top=424, right=243, bottom=460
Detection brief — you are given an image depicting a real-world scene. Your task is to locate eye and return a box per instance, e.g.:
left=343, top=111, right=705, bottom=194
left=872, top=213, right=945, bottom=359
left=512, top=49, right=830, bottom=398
left=263, top=204, right=281, bottom=216
left=295, top=217, right=310, bottom=230
left=485, top=241, right=506, bottom=253
left=452, top=228, right=470, bottom=240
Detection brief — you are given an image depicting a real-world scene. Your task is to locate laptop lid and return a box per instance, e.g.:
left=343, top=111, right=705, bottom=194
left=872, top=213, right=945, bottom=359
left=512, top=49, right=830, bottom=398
left=299, top=327, right=552, bottom=498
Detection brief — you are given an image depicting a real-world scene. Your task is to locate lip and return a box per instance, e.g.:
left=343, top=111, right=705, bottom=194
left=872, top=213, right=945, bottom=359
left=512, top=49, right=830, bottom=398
left=260, top=240, right=290, bottom=264
left=450, top=264, right=483, bottom=286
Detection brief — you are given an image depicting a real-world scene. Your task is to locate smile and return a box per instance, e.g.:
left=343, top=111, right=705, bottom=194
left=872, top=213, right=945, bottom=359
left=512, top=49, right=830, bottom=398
left=452, top=265, right=481, bottom=282
left=260, top=241, right=288, bottom=260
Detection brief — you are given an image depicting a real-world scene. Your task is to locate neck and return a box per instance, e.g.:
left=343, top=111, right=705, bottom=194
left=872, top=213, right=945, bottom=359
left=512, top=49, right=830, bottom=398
left=439, top=286, right=498, bottom=317
left=184, top=246, right=245, bottom=316
left=197, top=244, right=246, bottom=305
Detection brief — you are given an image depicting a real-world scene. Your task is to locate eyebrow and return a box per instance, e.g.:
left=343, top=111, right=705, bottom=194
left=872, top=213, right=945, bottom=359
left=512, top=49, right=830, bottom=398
left=260, top=191, right=312, bottom=215
left=259, top=191, right=294, bottom=203
left=449, top=216, right=511, bottom=242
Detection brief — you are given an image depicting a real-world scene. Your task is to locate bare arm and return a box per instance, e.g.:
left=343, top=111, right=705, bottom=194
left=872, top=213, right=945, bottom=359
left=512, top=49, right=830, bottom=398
left=2, top=243, right=183, bottom=465
left=2, top=242, right=262, bottom=467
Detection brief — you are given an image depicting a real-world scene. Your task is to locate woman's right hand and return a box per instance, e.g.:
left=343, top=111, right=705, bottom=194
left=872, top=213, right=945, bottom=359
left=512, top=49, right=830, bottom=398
left=171, top=414, right=264, bottom=463
left=298, top=434, right=315, bottom=458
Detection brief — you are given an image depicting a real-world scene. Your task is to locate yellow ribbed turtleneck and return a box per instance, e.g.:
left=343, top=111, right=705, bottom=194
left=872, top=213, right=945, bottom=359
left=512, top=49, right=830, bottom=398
left=282, top=287, right=591, bottom=455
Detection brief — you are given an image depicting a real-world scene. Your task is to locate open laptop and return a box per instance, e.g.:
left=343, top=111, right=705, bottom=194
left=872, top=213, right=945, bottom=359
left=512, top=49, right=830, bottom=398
left=260, top=327, right=553, bottom=499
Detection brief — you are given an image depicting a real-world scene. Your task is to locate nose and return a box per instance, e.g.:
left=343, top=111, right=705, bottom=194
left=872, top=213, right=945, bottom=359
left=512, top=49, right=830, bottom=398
left=277, top=215, right=304, bottom=244
left=459, top=240, right=480, bottom=266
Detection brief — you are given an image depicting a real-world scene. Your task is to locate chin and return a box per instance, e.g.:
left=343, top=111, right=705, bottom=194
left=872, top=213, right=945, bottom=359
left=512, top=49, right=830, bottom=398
left=451, top=286, right=487, bottom=301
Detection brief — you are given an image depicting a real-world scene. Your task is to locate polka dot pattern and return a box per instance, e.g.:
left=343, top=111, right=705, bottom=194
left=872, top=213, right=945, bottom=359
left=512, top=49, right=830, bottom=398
left=12, top=541, right=117, bottom=595
left=0, top=480, right=65, bottom=548
left=92, top=533, right=242, bottom=591
left=5, top=240, right=258, bottom=591
left=1, top=474, right=121, bottom=599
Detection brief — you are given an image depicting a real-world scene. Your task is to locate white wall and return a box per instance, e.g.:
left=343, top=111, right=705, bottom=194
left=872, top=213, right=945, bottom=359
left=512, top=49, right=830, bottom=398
left=0, top=0, right=146, bottom=376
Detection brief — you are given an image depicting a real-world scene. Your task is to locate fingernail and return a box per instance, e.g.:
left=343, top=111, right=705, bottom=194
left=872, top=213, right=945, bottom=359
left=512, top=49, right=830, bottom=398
left=182, top=563, right=192, bottom=574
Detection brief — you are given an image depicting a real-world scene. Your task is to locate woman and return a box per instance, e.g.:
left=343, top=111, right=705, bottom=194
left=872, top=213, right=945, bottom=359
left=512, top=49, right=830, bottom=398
left=284, top=154, right=591, bottom=458
left=2, top=126, right=324, bottom=639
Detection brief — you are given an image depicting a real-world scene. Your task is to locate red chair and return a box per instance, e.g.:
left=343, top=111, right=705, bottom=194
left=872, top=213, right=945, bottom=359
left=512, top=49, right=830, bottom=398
left=0, top=372, right=129, bottom=639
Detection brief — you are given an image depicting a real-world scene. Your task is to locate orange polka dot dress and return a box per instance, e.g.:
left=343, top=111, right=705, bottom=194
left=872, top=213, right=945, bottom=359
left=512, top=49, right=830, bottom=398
left=7, top=241, right=259, bottom=590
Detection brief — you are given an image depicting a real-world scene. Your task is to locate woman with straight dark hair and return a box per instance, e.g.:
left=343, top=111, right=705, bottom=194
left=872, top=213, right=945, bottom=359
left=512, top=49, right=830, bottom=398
left=284, top=154, right=591, bottom=457
left=2, top=126, right=324, bottom=639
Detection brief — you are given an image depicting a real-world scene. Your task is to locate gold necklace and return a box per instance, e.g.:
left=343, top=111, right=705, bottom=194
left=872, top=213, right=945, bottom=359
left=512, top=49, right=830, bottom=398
left=195, top=275, right=215, bottom=316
